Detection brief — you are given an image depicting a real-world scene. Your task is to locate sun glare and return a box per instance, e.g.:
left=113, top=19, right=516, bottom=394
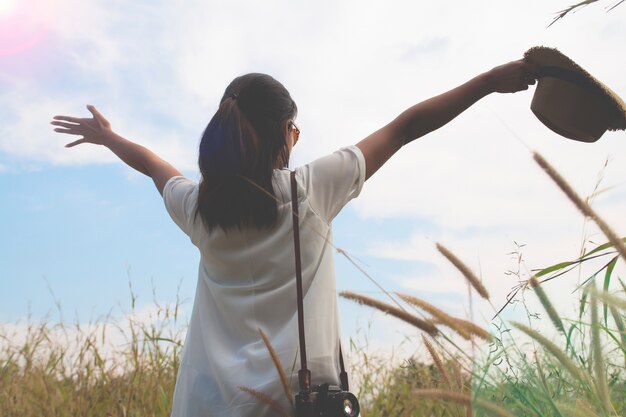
left=0, top=0, right=16, bottom=17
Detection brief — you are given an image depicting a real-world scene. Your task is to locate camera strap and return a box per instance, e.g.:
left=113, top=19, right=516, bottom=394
left=290, top=170, right=349, bottom=394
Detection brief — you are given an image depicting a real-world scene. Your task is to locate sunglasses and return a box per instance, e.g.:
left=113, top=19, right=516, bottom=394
left=290, top=121, right=300, bottom=143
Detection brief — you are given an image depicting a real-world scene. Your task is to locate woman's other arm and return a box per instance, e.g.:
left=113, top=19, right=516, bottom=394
left=356, top=60, right=536, bottom=180
left=51, top=105, right=182, bottom=195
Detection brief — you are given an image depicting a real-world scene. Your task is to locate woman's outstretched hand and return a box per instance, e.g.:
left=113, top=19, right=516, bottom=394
left=51, top=105, right=113, bottom=147
left=51, top=104, right=182, bottom=194
left=486, top=59, right=538, bottom=94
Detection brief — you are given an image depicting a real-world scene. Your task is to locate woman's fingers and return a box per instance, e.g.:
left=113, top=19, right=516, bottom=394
left=51, top=119, right=84, bottom=135
left=65, top=138, right=88, bottom=148
left=53, top=127, right=83, bottom=135
left=53, top=115, right=84, bottom=123
left=51, top=120, right=80, bottom=129
left=87, top=105, right=109, bottom=126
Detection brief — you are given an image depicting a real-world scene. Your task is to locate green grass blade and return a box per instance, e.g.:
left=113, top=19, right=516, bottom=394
left=565, top=323, right=578, bottom=354
left=534, top=238, right=626, bottom=280
left=602, top=256, right=618, bottom=327
left=579, top=285, right=590, bottom=320
left=535, top=261, right=578, bottom=278
left=510, top=322, right=591, bottom=387
left=584, top=238, right=626, bottom=257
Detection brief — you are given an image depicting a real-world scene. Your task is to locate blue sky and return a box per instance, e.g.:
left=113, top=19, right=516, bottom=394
left=2, top=0, right=626, bottom=353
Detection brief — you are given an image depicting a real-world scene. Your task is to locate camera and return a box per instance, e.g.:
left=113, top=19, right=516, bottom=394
left=295, top=383, right=360, bottom=417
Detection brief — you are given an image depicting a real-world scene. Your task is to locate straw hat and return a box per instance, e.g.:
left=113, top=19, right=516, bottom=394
left=524, top=46, right=626, bottom=142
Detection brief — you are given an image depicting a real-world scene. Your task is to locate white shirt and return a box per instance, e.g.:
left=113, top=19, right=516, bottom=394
left=164, top=146, right=366, bottom=417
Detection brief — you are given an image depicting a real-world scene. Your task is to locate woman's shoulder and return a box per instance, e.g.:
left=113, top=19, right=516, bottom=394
left=277, top=146, right=366, bottom=222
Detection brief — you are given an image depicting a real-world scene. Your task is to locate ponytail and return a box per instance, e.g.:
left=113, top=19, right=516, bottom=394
left=195, top=73, right=297, bottom=232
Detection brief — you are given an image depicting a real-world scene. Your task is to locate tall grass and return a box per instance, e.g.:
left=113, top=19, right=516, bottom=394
left=0, top=291, right=184, bottom=417
left=341, top=153, right=626, bottom=416
left=2, top=153, right=626, bottom=416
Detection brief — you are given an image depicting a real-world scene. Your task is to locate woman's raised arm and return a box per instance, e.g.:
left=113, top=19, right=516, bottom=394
left=51, top=105, right=182, bottom=195
left=356, top=59, right=536, bottom=180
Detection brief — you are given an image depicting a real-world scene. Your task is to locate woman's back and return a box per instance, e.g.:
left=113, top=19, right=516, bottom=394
left=165, top=146, right=365, bottom=417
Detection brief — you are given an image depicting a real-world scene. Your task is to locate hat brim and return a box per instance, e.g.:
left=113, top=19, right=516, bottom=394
left=524, top=46, right=626, bottom=137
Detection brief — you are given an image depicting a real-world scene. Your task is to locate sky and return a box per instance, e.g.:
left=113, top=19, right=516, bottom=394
left=1, top=0, right=626, bottom=358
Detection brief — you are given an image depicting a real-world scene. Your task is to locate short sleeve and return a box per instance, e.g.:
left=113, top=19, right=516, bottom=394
left=163, top=176, right=198, bottom=236
left=301, top=146, right=366, bottom=222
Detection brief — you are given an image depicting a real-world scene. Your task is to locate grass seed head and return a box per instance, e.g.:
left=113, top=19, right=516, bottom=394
left=421, top=335, right=451, bottom=386
left=238, top=386, right=291, bottom=417
left=397, top=293, right=471, bottom=340
left=533, top=152, right=626, bottom=265
left=529, top=276, right=565, bottom=335
left=589, top=291, right=612, bottom=414
left=340, top=291, right=438, bottom=336
left=450, top=317, right=493, bottom=342
left=258, top=328, right=293, bottom=406
left=436, top=243, right=490, bottom=300
left=511, top=321, right=590, bottom=385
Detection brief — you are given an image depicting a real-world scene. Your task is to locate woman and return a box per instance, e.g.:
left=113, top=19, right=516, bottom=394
left=51, top=60, right=535, bottom=417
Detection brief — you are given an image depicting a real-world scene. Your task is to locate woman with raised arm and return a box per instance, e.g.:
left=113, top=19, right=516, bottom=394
left=52, top=60, right=535, bottom=417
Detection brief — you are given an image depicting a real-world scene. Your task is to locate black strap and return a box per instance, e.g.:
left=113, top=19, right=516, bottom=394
left=291, top=171, right=311, bottom=392
left=290, top=171, right=349, bottom=393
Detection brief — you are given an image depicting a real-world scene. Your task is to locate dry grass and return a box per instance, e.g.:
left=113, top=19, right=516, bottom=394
left=339, top=291, right=438, bottom=336
left=436, top=243, right=490, bottom=300
left=421, top=335, right=451, bottom=386
left=533, top=152, right=626, bottom=265
left=258, top=328, right=293, bottom=406
left=412, top=389, right=516, bottom=417
left=397, top=293, right=471, bottom=340
left=0, top=301, right=183, bottom=417
left=589, top=291, right=613, bottom=414
left=237, top=386, right=291, bottom=417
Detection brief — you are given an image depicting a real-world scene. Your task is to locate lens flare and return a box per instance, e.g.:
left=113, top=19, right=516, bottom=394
left=0, top=0, right=16, bottom=17
left=0, top=0, right=47, bottom=57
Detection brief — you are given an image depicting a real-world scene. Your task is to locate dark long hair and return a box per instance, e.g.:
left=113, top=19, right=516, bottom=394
left=195, top=73, right=297, bottom=232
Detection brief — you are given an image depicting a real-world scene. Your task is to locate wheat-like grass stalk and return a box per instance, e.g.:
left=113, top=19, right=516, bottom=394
left=589, top=291, right=612, bottom=414
left=609, top=305, right=626, bottom=350
left=412, top=389, right=516, bottom=417
left=258, top=328, right=293, bottom=406
left=592, top=290, right=626, bottom=310
left=533, top=152, right=626, bottom=265
left=421, top=335, right=451, bottom=386
left=449, top=356, right=465, bottom=390
left=451, top=317, right=493, bottom=341
left=555, top=400, right=601, bottom=417
left=529, top=277, right=565, bottom=335
left=510, top=321, right=589, bottom=385
left=436, top=243, right=490, bottom=300
left=339, top=291, right=438, bottom=336
left=397, top=293, right=471, bottom=340
left=238, top=386, right=291, bottom=417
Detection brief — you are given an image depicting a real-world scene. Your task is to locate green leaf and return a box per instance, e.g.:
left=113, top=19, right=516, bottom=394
left=534, top=261, right=577, bottom=278
left=603, top=256, right=618, bottom=327
left=535, top=238, right=626, bottom=280
left=585, top=238, right=626, bottom=257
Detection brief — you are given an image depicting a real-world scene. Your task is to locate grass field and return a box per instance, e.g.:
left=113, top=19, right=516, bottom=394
left=2, top=153, right=625, bottom=417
